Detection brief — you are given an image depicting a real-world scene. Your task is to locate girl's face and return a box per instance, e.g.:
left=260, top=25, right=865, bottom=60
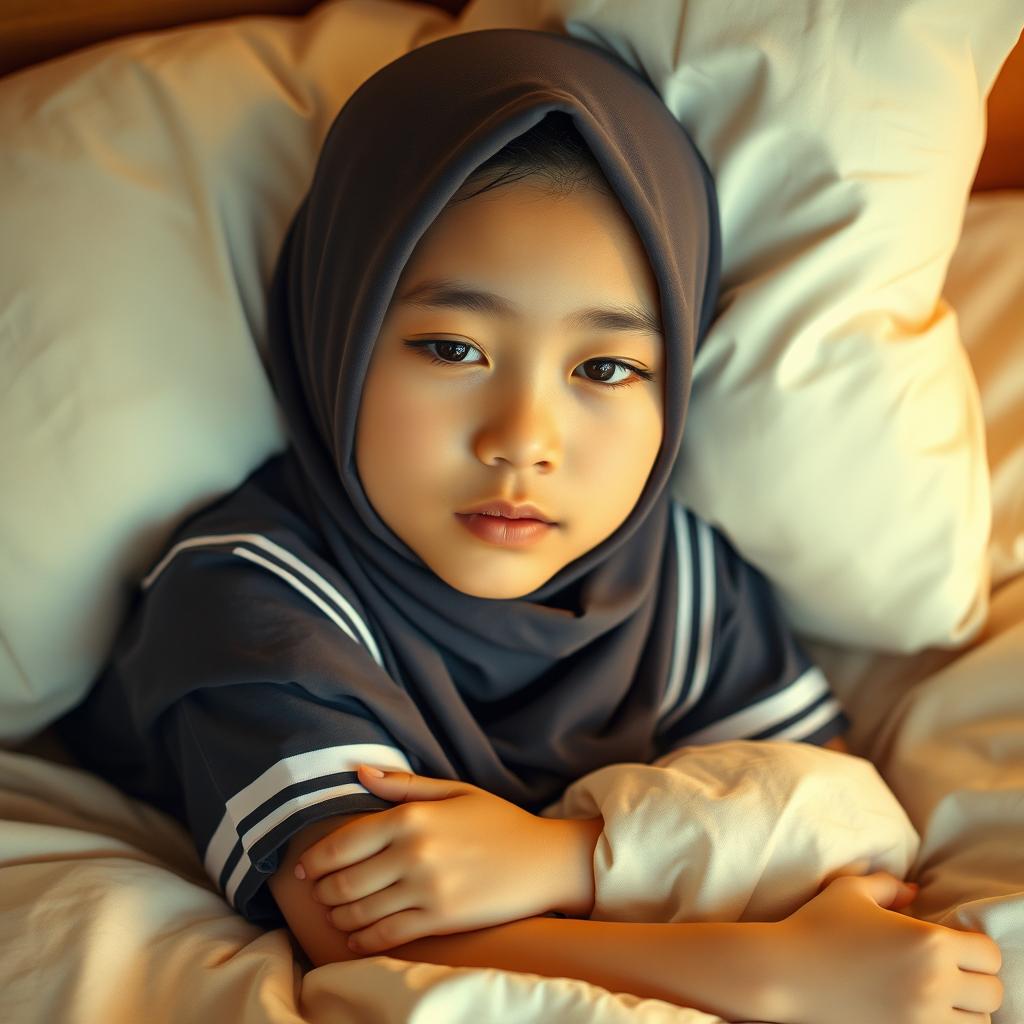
left=355, top=179, right=665, bottom=599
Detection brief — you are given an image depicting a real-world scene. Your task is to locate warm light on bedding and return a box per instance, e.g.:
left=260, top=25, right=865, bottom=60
left=1, top=3, right=1021, bottom=1023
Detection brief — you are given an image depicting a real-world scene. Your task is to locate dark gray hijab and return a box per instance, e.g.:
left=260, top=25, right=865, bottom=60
left=264, top=27, right=721, bottom=811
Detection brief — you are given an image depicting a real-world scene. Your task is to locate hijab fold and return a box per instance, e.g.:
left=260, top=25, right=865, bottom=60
left=264, top=27, right=721, bottom=810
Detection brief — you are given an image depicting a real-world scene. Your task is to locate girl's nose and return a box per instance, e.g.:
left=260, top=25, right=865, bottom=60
left=473, top=387, right=561, bottom=471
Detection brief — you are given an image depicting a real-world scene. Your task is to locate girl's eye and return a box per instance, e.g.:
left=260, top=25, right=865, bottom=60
left=579, top=358, right=655, bottom=389
left=406, top=338, right=484, bottom=367
left=402, top=339, right=655, bottom=390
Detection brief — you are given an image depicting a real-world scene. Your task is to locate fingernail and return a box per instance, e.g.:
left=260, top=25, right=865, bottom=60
left=294, top=863, right=306, bottom=880
left=361, top=765, right=385, bottom=778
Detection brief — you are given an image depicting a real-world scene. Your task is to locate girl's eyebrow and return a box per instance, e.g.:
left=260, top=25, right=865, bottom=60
left=397, top=277, right=664, bottom=338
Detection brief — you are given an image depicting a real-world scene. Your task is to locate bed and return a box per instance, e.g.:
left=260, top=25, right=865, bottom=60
left=2, top=2, right=1023, bottom=1021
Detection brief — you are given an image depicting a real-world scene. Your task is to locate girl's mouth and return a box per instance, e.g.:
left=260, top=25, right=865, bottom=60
left=454, top=513, right=555, bottom=547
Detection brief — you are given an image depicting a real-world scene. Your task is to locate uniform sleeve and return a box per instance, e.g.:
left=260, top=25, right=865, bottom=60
left=54, top=531, right=420, bottom=930
left=655, top=505, right=851, bottom=757
left=165, top=680, right=412, bottom=929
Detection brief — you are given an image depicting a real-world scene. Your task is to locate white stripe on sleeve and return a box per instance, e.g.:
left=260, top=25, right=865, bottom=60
left=671, top=665, right=838, bottom=746
left=200, top=741, right=414, bottom=907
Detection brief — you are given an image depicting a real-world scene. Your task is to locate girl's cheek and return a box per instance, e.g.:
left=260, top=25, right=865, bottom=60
left=383, top=392, right=462, bottom=476
left=394, top=386, right=453, bottom=441
left=361, top=362, right=429, bottom=438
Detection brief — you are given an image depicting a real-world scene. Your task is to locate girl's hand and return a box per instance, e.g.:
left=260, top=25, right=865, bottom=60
left=771, top=870, right=1004, bottom=1024
left=295, top=765, right=567, bottom=955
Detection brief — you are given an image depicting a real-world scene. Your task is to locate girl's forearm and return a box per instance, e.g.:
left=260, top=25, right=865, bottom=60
left=294, top=815, right=787, bottom=1018
left=340, top=915, right=786, bottom=1021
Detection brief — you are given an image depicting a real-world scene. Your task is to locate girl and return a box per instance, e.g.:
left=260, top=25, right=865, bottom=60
left=55, top=27, right=1002, bottom=1023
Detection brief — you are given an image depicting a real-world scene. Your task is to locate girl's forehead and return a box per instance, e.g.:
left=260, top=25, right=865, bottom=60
left=393, top=276, right=663, bottom=344
left=393, top=192, right=663, bottom=333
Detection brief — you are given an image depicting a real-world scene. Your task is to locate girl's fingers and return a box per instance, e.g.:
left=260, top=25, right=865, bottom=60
left=952, top=969, right=1005, bottom=1016
left=313, top=846, right=404, bottom=907
left=299, top=813, right=395, bottom=883
left=344, top=906, right=436, bottom=955
left=327, top=877, right=412, bottom=936
left=955, top=931, right=1003, bottom=976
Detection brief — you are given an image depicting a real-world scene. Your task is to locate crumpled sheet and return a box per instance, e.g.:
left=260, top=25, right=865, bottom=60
left=1, top=733, right=920, bottom=1024
left=803, top=572, right=1024, bottom=1024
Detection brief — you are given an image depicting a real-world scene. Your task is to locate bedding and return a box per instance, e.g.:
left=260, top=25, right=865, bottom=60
left=1, top=736, right=921, bottom=1023
left=2, top=0, right=1023, bottom=1021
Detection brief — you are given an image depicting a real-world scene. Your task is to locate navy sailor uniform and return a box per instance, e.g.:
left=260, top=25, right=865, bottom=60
left=55, top=457, right=849, bottom=928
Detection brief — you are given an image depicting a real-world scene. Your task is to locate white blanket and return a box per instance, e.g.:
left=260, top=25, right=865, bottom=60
left=5, top=684, right=1019, bottom=1024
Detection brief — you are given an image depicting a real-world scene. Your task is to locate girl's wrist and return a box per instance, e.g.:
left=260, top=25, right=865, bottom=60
left=544, top=815, right=604, bottom=919
left=753, top=917, right=822, bottom=1024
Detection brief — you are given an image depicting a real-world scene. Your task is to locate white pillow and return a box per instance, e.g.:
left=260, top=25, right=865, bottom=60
left=0, top=0, right=452, bottom=745
left=425, top=1, right=1024, bottom=653
left=1, top=0, right=1021, bottom=745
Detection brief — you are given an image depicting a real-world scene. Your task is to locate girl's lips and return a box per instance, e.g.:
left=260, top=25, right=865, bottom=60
left=455, top=513, right=555, bottom=547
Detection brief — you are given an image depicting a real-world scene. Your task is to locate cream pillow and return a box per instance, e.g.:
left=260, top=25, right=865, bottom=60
left=426, top=1, right=1024, bottom=653
left=1, top=0, right=1021, bottom=744
left=0, top=0, right=452, bottom=745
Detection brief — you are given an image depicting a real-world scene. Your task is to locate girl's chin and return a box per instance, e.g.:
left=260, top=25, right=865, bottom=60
left=430, top=561, right=558, bottom=601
